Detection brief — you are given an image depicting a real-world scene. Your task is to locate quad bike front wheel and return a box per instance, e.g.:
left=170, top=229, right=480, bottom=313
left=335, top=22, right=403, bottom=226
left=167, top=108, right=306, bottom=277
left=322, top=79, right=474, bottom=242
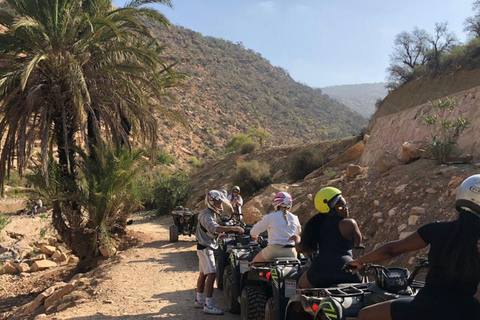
left=169, top=225, right=179, bottom=242
left=215, top=250, right=226, bottom=289
left=224, top=265, right=241, bottom=314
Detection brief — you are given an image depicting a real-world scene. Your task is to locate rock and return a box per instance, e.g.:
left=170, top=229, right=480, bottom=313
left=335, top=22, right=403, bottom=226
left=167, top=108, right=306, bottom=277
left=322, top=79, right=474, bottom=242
left=40, top=245, right=56, bottom=255
left=68, top=255, right=79, bottom=265
left=307, top=194, right=313, bottom=202
left=377, top=218, right=384, bottom=224
left=236, top=155, right=245, bottom=165
left=1, top=261, right=18, bottom=274
left=373, top=212, right=383, bottom=218
left=373, top=200, right=380, bottom=208
left=399, top=141, right=428, bottom=163
left=31, top=254, right=48, bottom=261
left=378, top=151, right=398, bottom=173
left=44, top=281, right=76, bottom=309
left=388, top=207, right=397, bottom=218
left=408, top=215, right=419, bottom=225
left=394, top=184, right=407, bottom=194
left=425, top=188, right=436, bottom=194
left=408, top=257, right=416, bottom=265
left=31, top=260, right=57, bottom=272
left=34, top=314, right=48, bottom=319
left=263, top=184, right=286, bottom=196
left=47, top=237, right=57, bottom=246
left=397, top=224, right=407, bottom=232
left=410, top=207, right=425, bottom=215
left=12, top=261, right=30, bottom=273
left=451, top=186, right=460, bottom=197
left=346, top=164, right=362, bottom=177
left=23, top=286, right=56, bottom=315
left=99, top=245, right=117, bottom=258
left=448, top=176, right=463, bottom=188
left=290, top=202, right=302, bottom=213
left=272, top=169, right=284, bottom=181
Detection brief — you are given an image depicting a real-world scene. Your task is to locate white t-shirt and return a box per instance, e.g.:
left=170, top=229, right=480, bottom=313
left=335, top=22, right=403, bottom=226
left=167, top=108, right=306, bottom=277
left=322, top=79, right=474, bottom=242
left=250, top=210, right=301, bottom=246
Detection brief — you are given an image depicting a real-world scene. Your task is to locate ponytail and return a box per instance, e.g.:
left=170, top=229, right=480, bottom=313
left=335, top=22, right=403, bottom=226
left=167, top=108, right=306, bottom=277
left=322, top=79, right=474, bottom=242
left=282, top=207, right=290, bottom=226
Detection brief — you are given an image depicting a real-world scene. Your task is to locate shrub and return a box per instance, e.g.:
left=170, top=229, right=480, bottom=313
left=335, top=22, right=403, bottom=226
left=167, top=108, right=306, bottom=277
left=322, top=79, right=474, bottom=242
left=422, top=97, right=470, bottom=164
left=0, top=214, right=10, bottom=233
left=240, top=141, right=257, bottom=154
left=225, top=134, right=253, bottom=153
left=232, top=161, right=271, bottom=196
left=189, top=157, right=203, bottom=168
left=152, top=172, right=192, bottom=216
left=5, top=170, right=26, bottom=187
left=156, top=149, right=175, bottom=165
left=290, top=148, right=324, bottom=181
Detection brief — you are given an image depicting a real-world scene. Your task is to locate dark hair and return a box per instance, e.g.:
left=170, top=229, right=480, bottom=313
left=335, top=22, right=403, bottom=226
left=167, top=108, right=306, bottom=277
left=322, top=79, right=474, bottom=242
left=442, top=209, right=480, bottom=286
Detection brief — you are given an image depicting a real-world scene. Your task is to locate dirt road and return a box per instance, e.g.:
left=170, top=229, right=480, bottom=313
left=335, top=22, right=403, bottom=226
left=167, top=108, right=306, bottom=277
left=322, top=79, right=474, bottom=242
left=53, top=214, right=240, bottom=320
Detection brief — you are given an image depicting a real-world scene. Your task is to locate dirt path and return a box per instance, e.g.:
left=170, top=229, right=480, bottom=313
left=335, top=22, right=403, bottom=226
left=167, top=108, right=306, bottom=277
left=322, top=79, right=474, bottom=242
left=53, top=214, right=240, bottom=320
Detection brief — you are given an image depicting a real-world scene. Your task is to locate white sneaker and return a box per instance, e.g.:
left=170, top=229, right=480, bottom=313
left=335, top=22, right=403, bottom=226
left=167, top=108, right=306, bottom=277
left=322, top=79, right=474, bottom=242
left=194, top=299, right=204, bottom=308
left=203, top=304, right=224, bottom=315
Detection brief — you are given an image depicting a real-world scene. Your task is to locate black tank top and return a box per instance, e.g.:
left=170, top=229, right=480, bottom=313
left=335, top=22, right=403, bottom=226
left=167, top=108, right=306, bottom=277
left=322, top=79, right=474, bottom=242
left=315, top=216, right=354, bottom=258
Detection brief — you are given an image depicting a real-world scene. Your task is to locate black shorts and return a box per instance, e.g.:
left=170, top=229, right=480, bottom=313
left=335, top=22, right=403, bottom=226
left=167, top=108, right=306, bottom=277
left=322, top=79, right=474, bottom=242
left=391, top=294, right=480, bottom=320
left=306, top=255, right=361, bottom=288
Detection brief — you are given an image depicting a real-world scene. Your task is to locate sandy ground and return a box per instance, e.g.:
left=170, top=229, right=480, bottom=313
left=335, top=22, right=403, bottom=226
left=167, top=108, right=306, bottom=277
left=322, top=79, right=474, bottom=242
left=50, top=214, right=240, bottom=320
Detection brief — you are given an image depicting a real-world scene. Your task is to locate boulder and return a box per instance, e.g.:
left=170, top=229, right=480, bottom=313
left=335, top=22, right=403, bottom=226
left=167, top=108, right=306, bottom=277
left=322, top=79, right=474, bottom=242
left=377, top=151, right=399, bottom=173
left=31, top=260, right=57, bottom=272
left=40, top=245, right=56, bottom=255
left=23, top=286, right=56, bottom=315
left=346, top=164, right=362, bottom=178
left=44, top=281, right=76, bottom=310
left=399, top=141, right=428, bottom=163
left=408, top=215, right=419, bottom=225
left=1, top=261, right=18, bottom=274
left=410, top=207, right=425, bottom=215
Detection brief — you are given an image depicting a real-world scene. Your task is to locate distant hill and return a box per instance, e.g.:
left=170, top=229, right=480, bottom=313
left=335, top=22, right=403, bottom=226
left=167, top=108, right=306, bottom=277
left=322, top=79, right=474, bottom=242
left=321, top=83, right=388, bottom=118
left=146, top=24, right=368, bottom=161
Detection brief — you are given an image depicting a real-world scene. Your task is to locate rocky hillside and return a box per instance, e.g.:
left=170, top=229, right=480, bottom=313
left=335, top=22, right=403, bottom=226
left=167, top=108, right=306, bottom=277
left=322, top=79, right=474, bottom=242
left=321, top=82, right=388, bottom=118
left=145, top=24, right=367, bottom=162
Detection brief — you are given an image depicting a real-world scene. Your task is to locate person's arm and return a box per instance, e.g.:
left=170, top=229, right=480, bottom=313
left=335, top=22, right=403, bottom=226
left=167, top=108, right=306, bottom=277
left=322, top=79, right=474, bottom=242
left=237, top=196, right=243, bottom=206
left=217, top=225, right=244, bottom=233
left=250, top=215, right=269, bottom=239
left=202, top=213, right=244, bottom=234
left=347, top=231, right=428, bottom=272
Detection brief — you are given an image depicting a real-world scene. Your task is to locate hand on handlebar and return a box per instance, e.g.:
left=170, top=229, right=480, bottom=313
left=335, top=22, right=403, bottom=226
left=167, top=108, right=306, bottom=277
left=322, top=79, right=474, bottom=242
left=343, top=261, right=364, bottom=275
left=232, top=226, right=244, bottom=234
left=288, top=235, right=300, bottom=244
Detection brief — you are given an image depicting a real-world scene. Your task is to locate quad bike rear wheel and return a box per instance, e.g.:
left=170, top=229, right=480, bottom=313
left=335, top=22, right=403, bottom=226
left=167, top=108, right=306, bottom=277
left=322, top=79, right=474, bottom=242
left=169, top=225, right=179, bottom=242
left=215, top=250, right=225, bottom=289
left=241, top=285, right=267, bottom=320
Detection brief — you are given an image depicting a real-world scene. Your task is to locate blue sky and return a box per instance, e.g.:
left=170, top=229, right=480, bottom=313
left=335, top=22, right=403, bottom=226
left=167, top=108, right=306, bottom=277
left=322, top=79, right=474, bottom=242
left=114, top=0, right=474, bottom=87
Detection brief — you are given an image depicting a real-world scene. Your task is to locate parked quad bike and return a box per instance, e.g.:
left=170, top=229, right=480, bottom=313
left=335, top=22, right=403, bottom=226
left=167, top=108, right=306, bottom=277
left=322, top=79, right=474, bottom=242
left=169, top=206, right=198, bottom=242
left=285, top=258, right=429, bottom=320
left=222, top=235, right=268, bottom=314
left=214, top=216, right=252, bottom=289
left=238, top=254, right=308, bottom=320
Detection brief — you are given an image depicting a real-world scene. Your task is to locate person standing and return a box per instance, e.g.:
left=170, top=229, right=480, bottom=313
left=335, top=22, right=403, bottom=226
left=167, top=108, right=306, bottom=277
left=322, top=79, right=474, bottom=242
left=195, top=190, right=244, bottom=314
left=227, top=186, right=244, bottom=221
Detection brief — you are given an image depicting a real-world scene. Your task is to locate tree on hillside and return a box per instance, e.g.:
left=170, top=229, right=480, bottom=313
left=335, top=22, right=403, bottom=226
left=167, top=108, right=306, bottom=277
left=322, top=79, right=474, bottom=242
left=387, top=23, right=457, bottom=88
left=0, top=0, right=185, bottom=268
left=464, top=0, right=480, bottom=38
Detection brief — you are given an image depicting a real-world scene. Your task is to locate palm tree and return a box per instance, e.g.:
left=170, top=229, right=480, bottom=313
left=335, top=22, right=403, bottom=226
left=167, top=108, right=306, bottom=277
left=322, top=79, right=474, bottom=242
left=0, top=0, right=185, bottom=267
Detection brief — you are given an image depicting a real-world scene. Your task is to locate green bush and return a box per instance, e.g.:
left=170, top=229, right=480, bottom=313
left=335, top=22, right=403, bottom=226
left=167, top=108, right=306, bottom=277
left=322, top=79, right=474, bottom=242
left=225, top=134, right=253, bottom=153
left=153, top=172, right=192, bottom=216
left=0, top=214, right=10, bottom=232
left=232, top=161, right=271, bottom=196
left=156, top=149, right=175, bottom=165
left=189, top=157, right=203, bottom=168
left=290, top=148, right=324, bottom=181
left=240, top=141, right=257, bottom=154
left=5, top=170, right=26, bottom=187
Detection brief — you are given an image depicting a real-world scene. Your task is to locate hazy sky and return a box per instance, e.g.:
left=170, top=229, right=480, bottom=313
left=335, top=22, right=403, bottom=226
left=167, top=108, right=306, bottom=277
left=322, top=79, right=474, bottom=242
left=114, top=0, right=474, bottom=87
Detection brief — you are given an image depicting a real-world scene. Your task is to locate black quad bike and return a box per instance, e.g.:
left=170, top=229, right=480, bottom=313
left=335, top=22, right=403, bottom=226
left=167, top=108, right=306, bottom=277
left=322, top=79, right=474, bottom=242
left=285, top=258, right=429, bottom=320
left=222, top=236, right=268, bottom=314
left=169, top=206, right=198, bottom=242
left=239, top=256, right=308, bottom=320
left=214, top=217, right=253, bottom=289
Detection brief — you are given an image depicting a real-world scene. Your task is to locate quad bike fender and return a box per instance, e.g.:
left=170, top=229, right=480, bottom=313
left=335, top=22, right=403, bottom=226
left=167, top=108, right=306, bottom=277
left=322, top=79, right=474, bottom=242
left=315, top=297, right=345, bottom=320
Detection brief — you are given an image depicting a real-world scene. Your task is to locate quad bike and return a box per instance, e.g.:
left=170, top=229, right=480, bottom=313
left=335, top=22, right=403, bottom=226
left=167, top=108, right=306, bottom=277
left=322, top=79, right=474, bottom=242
left=285, top=258, right=429, bottom=320
left=239, top=254, right=308, bottom=320
left=214, top=216, right=252, bottom=289
left=222, top=235, right=268, bottom=314
left=169, top=206, right=198, bottom=242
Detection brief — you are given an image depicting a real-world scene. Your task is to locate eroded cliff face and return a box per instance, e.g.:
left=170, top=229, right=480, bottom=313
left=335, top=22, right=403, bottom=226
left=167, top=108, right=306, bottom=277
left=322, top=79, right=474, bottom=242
left=361, top=86, right=480, bottom=167
left=371, top=68, right=480, bottom=130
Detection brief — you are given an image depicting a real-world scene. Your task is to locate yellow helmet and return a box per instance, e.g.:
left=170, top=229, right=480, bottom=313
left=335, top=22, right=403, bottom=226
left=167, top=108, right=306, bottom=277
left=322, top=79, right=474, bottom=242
left=314, top=187, right=342, bottom=214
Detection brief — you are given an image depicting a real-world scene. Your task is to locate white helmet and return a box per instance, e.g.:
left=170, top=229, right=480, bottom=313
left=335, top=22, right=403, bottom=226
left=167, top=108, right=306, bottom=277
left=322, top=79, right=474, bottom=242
left=455, top=174, right=480, bottom=218
left=272, top=192, right=293, bottom=211
left=205, top=190, right=229, bottom=213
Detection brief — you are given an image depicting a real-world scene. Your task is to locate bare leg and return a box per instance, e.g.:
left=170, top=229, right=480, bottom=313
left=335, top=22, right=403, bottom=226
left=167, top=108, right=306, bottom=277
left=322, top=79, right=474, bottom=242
left=204, top=273, right=216, bottom=298
left=358, top=300, right=393, bottom=320
left=298, top=272, right=313, bottom=288
left=197, top=272, right=207, bottom=293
